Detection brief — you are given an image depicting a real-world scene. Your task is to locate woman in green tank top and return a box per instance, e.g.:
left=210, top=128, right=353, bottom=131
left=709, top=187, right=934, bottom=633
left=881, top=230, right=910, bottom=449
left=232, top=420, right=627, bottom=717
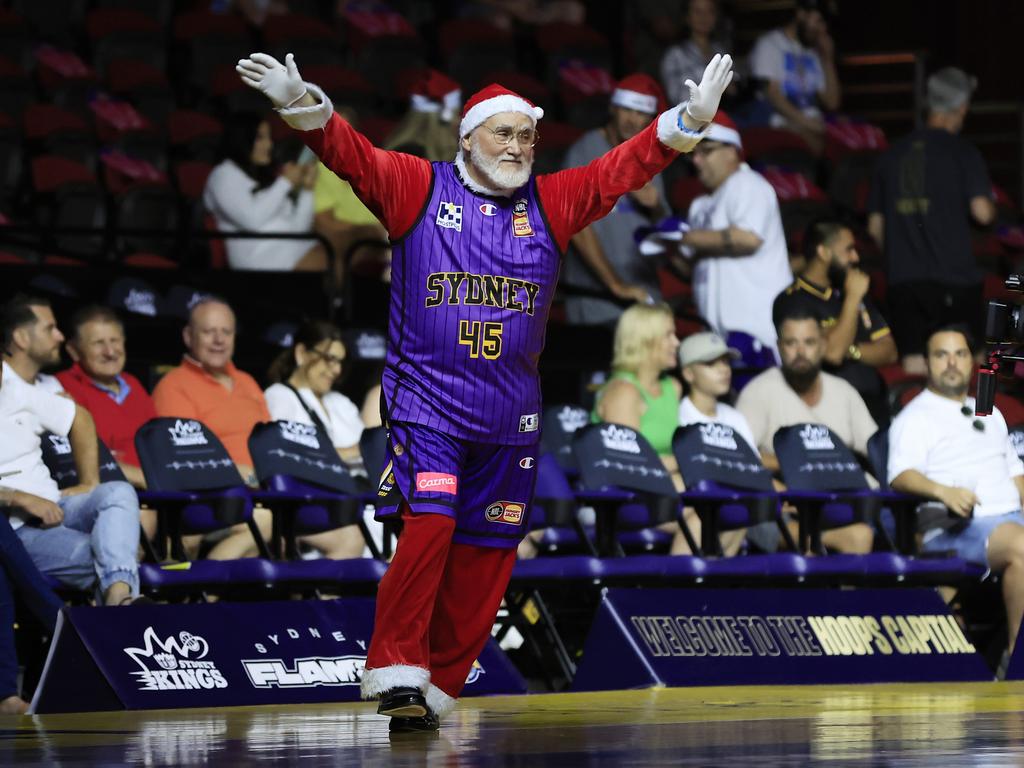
left=592, top=303, right=682, bottom=483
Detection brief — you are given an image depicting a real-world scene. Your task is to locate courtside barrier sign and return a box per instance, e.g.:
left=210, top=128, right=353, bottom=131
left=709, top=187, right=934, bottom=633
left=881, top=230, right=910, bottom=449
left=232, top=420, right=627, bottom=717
left=31, top=598, right=525, bottom=713
left=572, top=588, right=991, bottom=690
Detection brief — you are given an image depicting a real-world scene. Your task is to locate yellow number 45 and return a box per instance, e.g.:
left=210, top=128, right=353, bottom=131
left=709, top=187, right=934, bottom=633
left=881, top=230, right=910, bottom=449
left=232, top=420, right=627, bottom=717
left=458, top=320, right=503, bottom=360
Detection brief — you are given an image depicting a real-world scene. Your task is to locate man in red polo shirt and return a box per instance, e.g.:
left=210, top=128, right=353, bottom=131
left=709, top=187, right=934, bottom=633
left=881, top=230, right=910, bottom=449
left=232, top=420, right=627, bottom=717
left=56, top=306, right=155, bottom=490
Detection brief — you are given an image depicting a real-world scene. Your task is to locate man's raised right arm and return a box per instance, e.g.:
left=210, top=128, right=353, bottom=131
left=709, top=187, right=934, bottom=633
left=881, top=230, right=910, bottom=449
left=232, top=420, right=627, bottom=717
left=236, top=52, right=432, bottom=239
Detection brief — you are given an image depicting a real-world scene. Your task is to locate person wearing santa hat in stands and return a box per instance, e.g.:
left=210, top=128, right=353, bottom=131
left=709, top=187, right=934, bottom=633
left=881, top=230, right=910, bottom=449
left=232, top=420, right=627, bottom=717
left=562, top=73, right=673, bottom=327
left=384, top=69, right=462, bottom=161
left=236, top=50, right=733, bottom=732
left=679, top=111, right=792, bottom=355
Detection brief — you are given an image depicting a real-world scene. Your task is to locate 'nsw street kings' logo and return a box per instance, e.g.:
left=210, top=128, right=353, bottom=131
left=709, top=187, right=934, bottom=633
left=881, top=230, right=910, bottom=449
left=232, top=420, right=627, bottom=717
left=124, top=627, right=227, bottom=691
left=799, top=424, right=835, bottom=451
left=279, top=420, right=320, bottom=449
left=699, top=423, right=738, bottom=450
left=168, top=420, right=208, bottom=447
left=600, top=424, right=641, bottom=454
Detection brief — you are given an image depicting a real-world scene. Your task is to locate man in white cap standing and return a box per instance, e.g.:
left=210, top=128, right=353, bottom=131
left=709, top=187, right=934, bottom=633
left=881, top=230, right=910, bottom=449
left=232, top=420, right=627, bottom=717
left=867, top=67, right=995, bottom=375
left=236, top=50, right=733, bottom=731
left=680, top=111, right=793, bottom=356
left=562, top=73, right=672, bottom=326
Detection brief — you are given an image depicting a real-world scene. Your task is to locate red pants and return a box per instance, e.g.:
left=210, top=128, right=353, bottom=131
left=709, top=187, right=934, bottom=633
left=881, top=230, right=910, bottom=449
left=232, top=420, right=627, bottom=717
left=365, top=505, right=516, bottom=698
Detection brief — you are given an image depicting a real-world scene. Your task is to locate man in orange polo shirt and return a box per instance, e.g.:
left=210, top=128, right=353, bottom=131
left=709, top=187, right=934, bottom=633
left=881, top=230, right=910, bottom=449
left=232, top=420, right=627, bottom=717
left=153, top=297, right=271, bottom=559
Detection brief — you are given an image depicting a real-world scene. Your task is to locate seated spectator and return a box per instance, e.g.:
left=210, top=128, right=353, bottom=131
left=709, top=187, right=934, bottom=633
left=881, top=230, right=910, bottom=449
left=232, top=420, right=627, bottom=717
left=562, top=74, right=669, bottom=326
left=589, top=303, right=706, bottom=555
left=677, top=330, right=755, bottom=555
left=384, top=70, right=461, bottom=161
left=889, top=325, right=1024, bottom=652
left=867, top=67, right=994, bottom=375
left=592, top=303, right=681, bottom=484
left=1, top=295, right=142, bottom=605
left=55, top=306, right=156, bottom=490
left=677, top=113, right=792, bottom=352
left=660, top=0, right=730, bottom=106
left=203, top=111, right=322, bottom=272
left=736, top=306, right=876, bottom=553
left=264, top=321, right=367, bottom=559
left=152, top=297, right=271, bottom=560
left=314, top=107, right=391, bottom=284
left=773, top=220, right=898, bottom=426
left=677, top=331, right=756, bottom=453
left=0, top=513, right=63, bottom=714
left=748, top=0, right=840, bottom=154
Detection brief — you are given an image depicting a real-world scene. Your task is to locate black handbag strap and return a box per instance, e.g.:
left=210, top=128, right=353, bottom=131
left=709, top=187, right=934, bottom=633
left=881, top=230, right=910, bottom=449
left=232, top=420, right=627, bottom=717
left=284, top=383, right=331, bottom=440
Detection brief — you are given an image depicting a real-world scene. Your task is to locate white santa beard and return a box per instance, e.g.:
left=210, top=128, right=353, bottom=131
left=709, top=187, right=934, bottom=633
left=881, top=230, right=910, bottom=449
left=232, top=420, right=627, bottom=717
left=469, top=136, right=533, bottom=191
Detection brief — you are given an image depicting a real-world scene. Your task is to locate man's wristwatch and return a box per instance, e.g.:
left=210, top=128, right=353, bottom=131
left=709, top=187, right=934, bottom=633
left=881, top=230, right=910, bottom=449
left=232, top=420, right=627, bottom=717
left=847, top=344, right=862, bottom=361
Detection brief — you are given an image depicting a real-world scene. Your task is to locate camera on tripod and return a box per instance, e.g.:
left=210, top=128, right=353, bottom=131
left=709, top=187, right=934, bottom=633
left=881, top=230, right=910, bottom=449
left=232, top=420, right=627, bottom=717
left=977, top=274, right=1024, bottom=416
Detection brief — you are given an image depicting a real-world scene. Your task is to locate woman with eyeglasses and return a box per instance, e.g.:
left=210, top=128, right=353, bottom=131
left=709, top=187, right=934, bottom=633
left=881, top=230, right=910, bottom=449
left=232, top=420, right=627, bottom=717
left=265, top=321, right=367, bottom=558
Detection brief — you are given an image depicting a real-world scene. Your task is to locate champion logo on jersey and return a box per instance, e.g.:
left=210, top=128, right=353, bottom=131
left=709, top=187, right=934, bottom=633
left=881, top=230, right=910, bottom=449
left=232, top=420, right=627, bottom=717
left=512, top=198, right=533, bottom=238
left=436, top=201, right=463, bottom=232
left=479, top=203, right=498, bottom=216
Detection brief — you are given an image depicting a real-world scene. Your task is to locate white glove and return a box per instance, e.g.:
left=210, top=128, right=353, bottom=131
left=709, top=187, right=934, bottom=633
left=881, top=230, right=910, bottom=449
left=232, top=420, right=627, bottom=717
left=236, top=52, right=307, bottom=109
left=683, top=53, right=734, bottom=124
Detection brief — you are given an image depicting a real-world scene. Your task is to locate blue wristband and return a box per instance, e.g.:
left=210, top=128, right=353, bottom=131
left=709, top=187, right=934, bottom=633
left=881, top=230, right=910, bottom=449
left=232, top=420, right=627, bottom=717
left=676, top=108, right=704, bottom=135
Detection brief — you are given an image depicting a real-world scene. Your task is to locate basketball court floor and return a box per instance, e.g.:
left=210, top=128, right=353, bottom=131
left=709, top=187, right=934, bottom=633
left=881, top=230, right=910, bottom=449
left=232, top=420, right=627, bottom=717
left=5, top=681, right=1024, bottom=766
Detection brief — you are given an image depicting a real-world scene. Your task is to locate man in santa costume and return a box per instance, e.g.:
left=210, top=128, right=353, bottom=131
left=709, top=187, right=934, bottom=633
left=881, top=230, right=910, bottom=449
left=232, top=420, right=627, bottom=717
left=236, top=50, right=733, bottom=732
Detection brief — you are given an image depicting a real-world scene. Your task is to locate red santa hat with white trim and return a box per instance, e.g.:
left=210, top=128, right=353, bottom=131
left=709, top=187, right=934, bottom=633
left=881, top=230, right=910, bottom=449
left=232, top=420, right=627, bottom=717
left=704, top=111, right=743, bottom=150
left=403, top=69, right=462, bottom=122
left=459, top=83, right=544, bottom=138
left=610, top=73, right=666, bottom=115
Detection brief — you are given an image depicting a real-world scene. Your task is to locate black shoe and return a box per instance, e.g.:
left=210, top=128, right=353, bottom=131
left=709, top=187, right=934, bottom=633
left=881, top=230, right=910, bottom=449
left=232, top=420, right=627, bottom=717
left=377, top=686, right=427, bottom=717
left=389, top=711, right=439, bottom=733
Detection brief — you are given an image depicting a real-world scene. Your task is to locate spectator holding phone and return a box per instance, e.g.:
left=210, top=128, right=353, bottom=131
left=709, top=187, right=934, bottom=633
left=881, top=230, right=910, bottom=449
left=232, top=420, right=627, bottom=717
left=204, top=111, right=323, bottom=271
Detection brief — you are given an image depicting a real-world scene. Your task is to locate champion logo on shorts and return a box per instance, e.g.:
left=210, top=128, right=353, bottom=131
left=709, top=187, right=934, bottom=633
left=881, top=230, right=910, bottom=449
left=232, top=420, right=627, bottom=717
left=416, top=472, right=458, bottom=494
left=479, top=203, right=498, bottom=216
left=436, top=201, right=463, bottom=232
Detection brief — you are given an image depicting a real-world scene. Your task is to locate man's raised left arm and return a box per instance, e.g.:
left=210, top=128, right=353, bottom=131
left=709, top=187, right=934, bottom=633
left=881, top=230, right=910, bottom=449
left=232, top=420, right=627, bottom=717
left=537, top=55, right=733, bottom=251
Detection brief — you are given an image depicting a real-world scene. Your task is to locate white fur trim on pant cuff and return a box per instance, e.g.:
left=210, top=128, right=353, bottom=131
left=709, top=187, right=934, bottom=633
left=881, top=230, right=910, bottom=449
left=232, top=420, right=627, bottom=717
left=360, top=664, right=430, bottom=700
left=276, top=83, right=333, bottom=131
left=657, top=103, right=708, bottom=153
left=426, top=684, right=458, bottom=719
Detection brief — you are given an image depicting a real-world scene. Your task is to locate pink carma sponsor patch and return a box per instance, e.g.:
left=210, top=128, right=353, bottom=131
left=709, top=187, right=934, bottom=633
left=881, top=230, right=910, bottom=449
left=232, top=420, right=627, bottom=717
left=416, top=472, right=458, bottom=494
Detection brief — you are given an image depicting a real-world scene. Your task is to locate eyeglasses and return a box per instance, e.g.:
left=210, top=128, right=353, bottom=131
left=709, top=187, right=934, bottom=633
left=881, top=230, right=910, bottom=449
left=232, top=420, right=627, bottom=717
left=479, top=124, right=539, bottom=147
left=311, top=349, right=344, bottom=368
left=960, top=405, right=985, bottom=432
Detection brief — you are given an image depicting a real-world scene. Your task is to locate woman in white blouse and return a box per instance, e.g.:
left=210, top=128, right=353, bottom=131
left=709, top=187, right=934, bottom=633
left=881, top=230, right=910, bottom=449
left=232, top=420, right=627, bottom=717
left=203, top=111, right=324, bottom=271
left=265, top=320, right=367, bottom=558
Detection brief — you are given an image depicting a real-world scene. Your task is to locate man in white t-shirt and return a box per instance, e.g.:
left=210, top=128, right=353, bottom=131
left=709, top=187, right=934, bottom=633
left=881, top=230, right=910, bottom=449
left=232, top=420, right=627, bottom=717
left=748, top=0, right=840, bottom=154
left=0, top=294, right=141, bottom=605
left=737, top=306, right=876, bottom=553
left=680, top=112, right=792, bottom=354
left=888, top=325, right=1024, bottom=650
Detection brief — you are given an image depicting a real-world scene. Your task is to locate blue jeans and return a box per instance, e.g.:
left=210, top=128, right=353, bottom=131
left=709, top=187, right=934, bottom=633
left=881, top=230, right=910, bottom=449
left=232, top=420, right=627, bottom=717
left=0, top=514, right=63, bottom=699
left=922, top=510, right=1024, bottom=567
left=16, top=481, right=141, bottom=599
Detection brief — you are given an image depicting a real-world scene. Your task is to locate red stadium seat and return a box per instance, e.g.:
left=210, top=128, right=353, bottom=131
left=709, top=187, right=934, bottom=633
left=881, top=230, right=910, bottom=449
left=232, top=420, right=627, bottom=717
left=741, top=126, right=817, bottom=181
left=174, top=161, right=214, bottom=203
left=669, top=176, right=705, bottom=216
left=32, top=155, right=96, bottom=193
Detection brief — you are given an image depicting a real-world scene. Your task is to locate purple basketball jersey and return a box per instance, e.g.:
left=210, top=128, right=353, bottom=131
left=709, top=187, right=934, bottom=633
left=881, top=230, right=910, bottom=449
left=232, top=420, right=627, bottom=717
left=382, top=162, right=560, bottom=445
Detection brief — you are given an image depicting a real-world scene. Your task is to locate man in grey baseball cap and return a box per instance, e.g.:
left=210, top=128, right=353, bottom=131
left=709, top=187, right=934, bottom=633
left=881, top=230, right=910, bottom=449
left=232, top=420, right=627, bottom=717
left=927, top=67, right=977, bottom=112
left=867, top=66, right=994, bottom=374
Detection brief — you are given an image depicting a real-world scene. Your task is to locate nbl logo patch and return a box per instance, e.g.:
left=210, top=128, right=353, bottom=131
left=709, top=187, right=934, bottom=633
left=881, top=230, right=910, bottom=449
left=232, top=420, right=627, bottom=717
left=484, top=501, right=525, bottom=525
left=436, top=201, right=463, bottom=232
left=511, top=198, right=533, bottom=238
